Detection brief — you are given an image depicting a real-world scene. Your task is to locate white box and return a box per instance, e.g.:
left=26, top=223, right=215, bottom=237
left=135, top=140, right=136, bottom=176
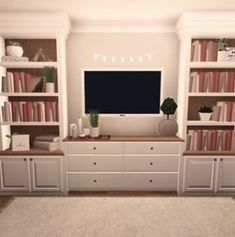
left=12, top=134, right=30, bottom=151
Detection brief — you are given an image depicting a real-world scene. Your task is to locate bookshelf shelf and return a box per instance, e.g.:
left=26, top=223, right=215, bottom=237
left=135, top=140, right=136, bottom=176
left=0, top=61, right=58, bottom=68
left=190, top=61, right=235, bottom=69
left=188, top=92, right=235, bottom=97
left=0, top=93, right=59, bottom=97
left=0, top=122, right=60, bottom=126
left=187, top=121, right=235, bottom=126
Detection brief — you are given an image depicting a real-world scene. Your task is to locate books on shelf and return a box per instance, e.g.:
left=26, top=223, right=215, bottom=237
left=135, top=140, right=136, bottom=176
left=1, top=55, right=29, bottom=62
left=189, top=71, right=235, bottom=93
left=186, top=129, right=234, bottom=151
left=33, top=135, right=60, bottom=151
left=211, top=101, right=235, bottom=122
left=191, top=39, right=218, bottom=62
left=35, top=135, right=60, bottom=142
left=1, top=101, right=59, bottom=122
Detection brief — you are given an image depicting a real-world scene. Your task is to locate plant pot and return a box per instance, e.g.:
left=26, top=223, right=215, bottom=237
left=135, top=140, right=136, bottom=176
left=90, top=127, right=99, bottom=137
left=199, top=112, right=212, bottom=121
left=6, top=46, right=23, bottom=57
left=158, top=119, right=178, bottom=136
left=45, top=82, right=55, bottom=93
left=217, top=51, right=228, bottom=62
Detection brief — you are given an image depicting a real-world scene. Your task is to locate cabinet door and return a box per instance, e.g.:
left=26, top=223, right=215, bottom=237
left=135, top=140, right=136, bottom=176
left=216, top=158, right=235, bottom=192
left=0, top=158, right=30, bottom=191
left=183, top=158, right=216, bottom=192
left=30, top=157, right=62, bottom=191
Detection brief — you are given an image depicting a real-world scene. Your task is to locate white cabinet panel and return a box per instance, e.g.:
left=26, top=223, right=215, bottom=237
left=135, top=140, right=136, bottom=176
left=124, top=173, right=177, bottom=190
left=30, top=157, right=62, bottom=191
left=184, top=158, right=216, bottom=192
left=0, top=158, right=29, bottom=191
left=67, top=142, right=122, bottom=154
left=124, top=155, right=178, bottom=172
left=68, top=155, right=123, bottom=172
left=216, top=158, right=235, bottom=192
left=124, top=142, right=179, bottom=154
left=68, top=173, right=123, bottom=190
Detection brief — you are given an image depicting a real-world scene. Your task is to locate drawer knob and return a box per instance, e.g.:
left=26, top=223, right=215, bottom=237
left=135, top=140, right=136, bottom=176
left=150, top=147, right=154, bottom=150
left=214, top=158, right=217, bottom=161
left=93, top=147, right=97, bottom=150
left=30, top=158, right=33, bottom=161
left=93, top=179, right=97, bottom=183
left=93, top=162, right=97, bottom=165
left=149, top=180, right=153, bottom=183
left=23, top=158, right=27, bottom=161
left=150, top=162, right=153, bottom=166
left=220, top=158, right=223, bottom=161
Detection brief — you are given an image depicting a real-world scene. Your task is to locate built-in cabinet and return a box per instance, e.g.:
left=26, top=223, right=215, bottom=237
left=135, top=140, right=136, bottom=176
left=176, top=12, right=235, bottom=195
left=64, top=137, right=182, bottom=192
left=0, top=156, right=63, bottom=193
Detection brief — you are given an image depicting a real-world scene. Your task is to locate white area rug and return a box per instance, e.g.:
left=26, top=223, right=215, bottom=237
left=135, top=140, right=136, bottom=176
left=0, top=196, right=235, bottom=237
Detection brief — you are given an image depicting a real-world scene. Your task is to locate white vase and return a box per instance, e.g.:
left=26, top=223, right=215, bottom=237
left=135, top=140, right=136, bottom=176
left=90, top=127, right=99, bottom=137
left=199, top=112, right=212, bottom=121
left=217, top=51, right=228, bottom=62
left=45, top=82, right=55, bottom=93
left=158, top=119, right=178, bottom=136
left=6, top=46, right=23, bottom=57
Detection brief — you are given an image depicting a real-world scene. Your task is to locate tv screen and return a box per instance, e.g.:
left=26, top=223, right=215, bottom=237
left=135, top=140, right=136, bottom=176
left=84, top=70, right=162, bottom=114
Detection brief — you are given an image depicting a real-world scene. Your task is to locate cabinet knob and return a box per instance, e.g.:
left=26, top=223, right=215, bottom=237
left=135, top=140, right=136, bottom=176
left=30, top=158, right=33, bottom=161
left=150, top=162, right=153, bottom=166
left=214, top=158, right=217, bottom=161
left=93, top=179, right=97, bottom=183
left=149, top=180, right=153, bottom=183
left=93, top=147, right=97, bottom=150
left=150, top=147, right=154, bottom=150
left=23, top=158, right=27, bottom=161
left=93, top=162, right=97, bottom=165
left=220, top=158, right=223, bottom=161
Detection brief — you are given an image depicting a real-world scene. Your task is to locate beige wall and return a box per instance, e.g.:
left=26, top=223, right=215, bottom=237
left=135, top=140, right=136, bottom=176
left=66, top=32, right=179, bottom=135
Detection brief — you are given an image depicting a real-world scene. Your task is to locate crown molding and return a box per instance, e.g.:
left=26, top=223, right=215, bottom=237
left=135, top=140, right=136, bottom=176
left=176, top=11, right=235, bottom=38
left=0, top=12, right=71, bottom=38
left=71, top=19, right=176, bottom=33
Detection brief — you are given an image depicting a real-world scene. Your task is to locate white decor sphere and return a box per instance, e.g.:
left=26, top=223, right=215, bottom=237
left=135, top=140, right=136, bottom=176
left=6, top=46, right=24, bottom=57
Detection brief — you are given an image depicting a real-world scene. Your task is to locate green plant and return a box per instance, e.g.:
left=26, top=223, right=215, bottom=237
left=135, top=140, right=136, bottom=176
left=218, top=38, right=227, bottom=51
left=160, top=97, right=177, bottom=119
left=89, top=110, right=99, bottom=127
left=43, top=66, right=55, bottom=83
left=198, top=106, right=213, bottom=113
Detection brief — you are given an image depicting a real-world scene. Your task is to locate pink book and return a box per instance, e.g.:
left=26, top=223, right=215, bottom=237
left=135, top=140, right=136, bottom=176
left=225, top=130, right=232, bottom=151
left=44, top=101, right=51, bottom=122
left=200, top=40, right=207, bottom=61
left=26, top=101, right=33, bottom=122
left=212, top=71, right=220, bottom=92
left=196, top=130, right=203, bottom=151
left=212, top=41, right=218, bottom=61
left=198, top=71, right=206, bottom=92
left=24, top=73, right=32, bottom=92
left=13, top=72, right=20, bottom=93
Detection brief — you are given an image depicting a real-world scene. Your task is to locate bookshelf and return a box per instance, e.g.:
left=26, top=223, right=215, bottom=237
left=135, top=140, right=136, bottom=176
left=0, top=13, right=70, bottom=151
left=176, top=12, right=235, bottom=195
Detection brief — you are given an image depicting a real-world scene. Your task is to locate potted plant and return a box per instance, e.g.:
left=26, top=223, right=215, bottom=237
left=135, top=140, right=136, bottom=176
left=6, top=41, right=23, bottom=57
left=43, top=66, right=55, bottom=93
left=89, top=110, right=99, bottom=137
left=198, top=106, right=213, bottom=121
left=217, top=38, right=228, bottom=61
left=158, top=97, right=178, bottom=136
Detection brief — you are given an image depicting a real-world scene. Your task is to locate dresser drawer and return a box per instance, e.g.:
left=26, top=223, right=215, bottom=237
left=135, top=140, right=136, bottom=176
left=124, top=155, right=179, bottom=172
left=124, top=173, right=177, bottom=190
left=124, top=142, right=180, bottom=154
left=68, top=173, right=123, bottom=190
left=67, top=142, right=122, bottom=154
left=68, top=155, right=123, bottom=171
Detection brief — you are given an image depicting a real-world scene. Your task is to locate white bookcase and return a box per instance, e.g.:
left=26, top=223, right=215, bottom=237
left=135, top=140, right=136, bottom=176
left=176, top=12, right=235, bottom=195
left=0, top=12, right=70, bottom=151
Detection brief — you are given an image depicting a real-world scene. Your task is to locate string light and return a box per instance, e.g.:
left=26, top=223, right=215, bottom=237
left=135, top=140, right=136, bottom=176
left=92, top=51, right=156, bottom=63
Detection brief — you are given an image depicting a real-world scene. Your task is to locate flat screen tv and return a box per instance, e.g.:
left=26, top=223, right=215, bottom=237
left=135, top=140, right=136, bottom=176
left=83, top=69, right=163, bottom=115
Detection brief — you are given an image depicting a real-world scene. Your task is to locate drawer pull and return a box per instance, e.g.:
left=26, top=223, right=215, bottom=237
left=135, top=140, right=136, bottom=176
left=93, top=179, right=97, bottom=183
left=93, top=147, right=97, bottom=150
left=30, top=158, right=33, bottom=161
left=23, top=158, right=27, bottom=161
left=220, top=158, right=223, bottom=161
left=150, top=147, right=154, bottom=150
left=93, top=162, right=97, bottom=165
left=149, top=180, right=153, bottom=183
left=150, top=162, right=153, bottom=166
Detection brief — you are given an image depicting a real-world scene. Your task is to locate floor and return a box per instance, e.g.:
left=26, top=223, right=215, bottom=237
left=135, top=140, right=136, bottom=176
left=0, top=196, right=13, bottom=213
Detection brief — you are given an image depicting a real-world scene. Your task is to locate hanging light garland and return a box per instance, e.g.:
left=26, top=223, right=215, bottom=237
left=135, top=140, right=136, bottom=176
left=92, top=51, right=156, bottom=63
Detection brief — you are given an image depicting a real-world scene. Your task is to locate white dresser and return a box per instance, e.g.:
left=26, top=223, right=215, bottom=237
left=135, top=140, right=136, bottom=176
left=64, top=136, right=183, bottom=192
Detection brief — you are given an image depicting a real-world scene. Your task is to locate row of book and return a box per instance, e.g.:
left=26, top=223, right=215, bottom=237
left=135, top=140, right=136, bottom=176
left=186, top=129, right=235, bottom=151
left=2, top=72, right=33, bottom=93
left=33, top=135, right=60, bottom=151
left=211, top=101, right=235, bottom=122
left=189, top=71, right=235, bottom=93
left=191, top=40, right=218, bottom=62
left=1, top=101, right=58, bottom=122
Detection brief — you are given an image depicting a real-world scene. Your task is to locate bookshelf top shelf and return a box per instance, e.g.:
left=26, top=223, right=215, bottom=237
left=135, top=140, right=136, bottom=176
left=190, top=61, right=235, bottom=68
left=0, top=93, right=59, bottom=97
left=0, top=61, right=58, bottom=68
left=0, top=122, right=60, bottom=126
left=188, top=92, right=235, bottom=97
left=187, top=121, right=235, bottom=126
left=183, top=151, right=235, bottom=156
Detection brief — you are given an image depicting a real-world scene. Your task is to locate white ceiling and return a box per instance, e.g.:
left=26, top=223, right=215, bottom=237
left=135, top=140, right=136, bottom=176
left=0, top=0, right=235, bottom=24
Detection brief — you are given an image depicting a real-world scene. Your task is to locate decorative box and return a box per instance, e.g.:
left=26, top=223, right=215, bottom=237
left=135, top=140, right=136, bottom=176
left=12, top=134, right=30, bottom=151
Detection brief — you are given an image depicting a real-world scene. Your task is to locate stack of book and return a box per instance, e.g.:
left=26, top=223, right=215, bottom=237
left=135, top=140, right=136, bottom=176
left=1, top=55, right=29, bottom=62
left=211, top=101, right=235, bottom=122
left=33, top=135, right=60, bottom=151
